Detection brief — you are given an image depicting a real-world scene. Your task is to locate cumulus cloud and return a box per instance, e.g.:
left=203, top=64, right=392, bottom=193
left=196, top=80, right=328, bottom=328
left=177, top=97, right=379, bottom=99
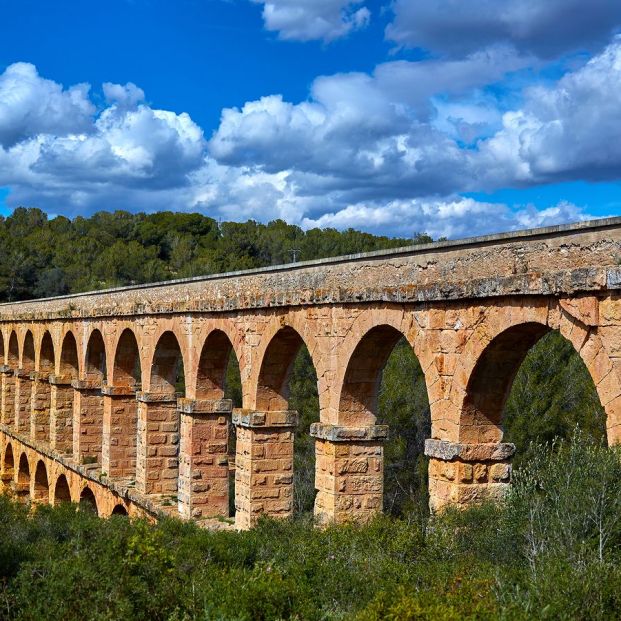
left=0, top=62, right=205, bottom=215
left=480, top=37, right=621, bottom=184
left=301, top=197, right=591, bottom=239
left=0, top=62, right=94, bottom=148
left=251, top=0, right=370, bottom=42
left=0, top=43, right=614, bottom=238
left=387, top=0, right=621, bottom=59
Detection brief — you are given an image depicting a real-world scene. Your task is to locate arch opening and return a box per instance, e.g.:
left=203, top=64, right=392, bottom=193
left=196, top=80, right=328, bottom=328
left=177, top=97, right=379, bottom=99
left=39, top=332, right=55, bottom=375
left=85, top=330, right=107, bottom=383
left=79, top=487, right=98, bottom=515
left=59, top=332, right=79, bottom=379
left=196, top=330, right=241, bottom=517
left=3, top=443, right=14, bottom=477
left=8, top=332, right=18, bottom=368
left=33, top=460, right=49, bottom=502
left=17, top=453, right=30, bottom=501
left=111, top=503, right=128, bottom=516
left=54, top=474, right=72, bottom=504
left=339, top=326, right=431, bottom=517
left=112, top=329, right=141, bottom=389
left=32, top=332, right=54, bottom=443
left=464, top=326, right=607, bottom=468
left=150, top=331, right=184, bottom=395
left=22, top=331, right=35, bottom=372
left=255, top=327, right=320, bottom=516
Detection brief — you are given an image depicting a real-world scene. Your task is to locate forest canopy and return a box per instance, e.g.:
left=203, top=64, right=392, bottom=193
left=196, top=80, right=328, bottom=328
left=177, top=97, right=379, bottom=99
left=0, top=207, right=432, bottom=301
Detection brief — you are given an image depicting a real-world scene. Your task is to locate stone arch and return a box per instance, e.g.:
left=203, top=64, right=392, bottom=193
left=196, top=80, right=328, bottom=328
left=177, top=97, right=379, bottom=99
left=39, top=331, right=55, bottom=375
left=337, top=324, right=412, bottom=427
left=59, top=331, right=79, bottom=379
left=149, top=331, right=185, bottom=395
left=0, top=330, right=5, bottom=366
left=8, top=331, right=18, bottom=368
left=3, top=443, right=14, bottom=479
left=46, top=332, right=79, bottom=454
left=33, top=460, right=49, bottom=502
left=458, top=321, right=609, bottom=444
left=196, top=329, right=237, bottom=400
left=111, top=504, right=128, bottom=516
left=53, top=474, right=72, bottom=504
left=32, top=331, right=54, bottom=443
left=16, top=453, right=30, bottom=501
left=21, top=330, right=35, bottom=372
left=79, top=486, right=98, bottom=514
left=2, top=332, right=19, bottom=427
left=76, top=329, right=107, bottom=465
left=255, top=325, right=315, bottom=412
left=137, top=331, right=184, bottom=496
left=15, top=331, right=35, bottom=435
left=111, top=328, right=141, bottom=388
left=85, top=329, right=107, bottom=383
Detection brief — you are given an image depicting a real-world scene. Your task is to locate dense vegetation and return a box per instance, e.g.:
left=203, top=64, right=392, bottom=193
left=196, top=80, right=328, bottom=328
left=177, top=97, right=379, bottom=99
left=1, top=433, right=620, bottom=620
left=0, top=207, right=613, bottom=618
left=0, top=208, right=425, bottom=300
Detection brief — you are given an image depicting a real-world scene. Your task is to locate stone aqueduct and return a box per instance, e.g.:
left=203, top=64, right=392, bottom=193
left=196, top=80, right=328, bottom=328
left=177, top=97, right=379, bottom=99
left=1, top=218, right=621, bottom=528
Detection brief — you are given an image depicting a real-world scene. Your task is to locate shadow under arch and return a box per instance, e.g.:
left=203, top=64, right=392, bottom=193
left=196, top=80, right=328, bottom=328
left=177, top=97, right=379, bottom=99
left=339, top=324, right=415, bottom=427
left=54, top=474, right=72, bottom=505
left=112, top=328, right=141, bottom=389
left=462, top=324, right=607, bottom=476
left=111, top=503, right=128, bottom=516
left=85, top=329, right=107, bottom=383
left=149, top=331, right=185, bottom=395
left=33, top=460, right=49, bottom=503
left=16, top=453, right=30, bottom=502
left=196, top=329, right=240, bottom=402
left=79, top=486, right=98, bottom=515
left=3, top=443, right=14, bottom=482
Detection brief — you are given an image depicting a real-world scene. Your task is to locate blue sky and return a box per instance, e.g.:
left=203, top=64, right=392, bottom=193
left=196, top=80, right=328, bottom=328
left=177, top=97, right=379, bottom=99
left=1, top=0, right=621, bottom=238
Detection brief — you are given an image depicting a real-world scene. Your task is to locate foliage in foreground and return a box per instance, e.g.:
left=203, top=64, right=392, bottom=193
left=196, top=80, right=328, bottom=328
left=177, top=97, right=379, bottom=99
left=2, top=433, right=621, bottom=620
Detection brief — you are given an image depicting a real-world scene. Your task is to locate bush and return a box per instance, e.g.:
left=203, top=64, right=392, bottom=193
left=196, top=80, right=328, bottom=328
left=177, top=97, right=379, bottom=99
left=2, top=434, right=621, bottom=619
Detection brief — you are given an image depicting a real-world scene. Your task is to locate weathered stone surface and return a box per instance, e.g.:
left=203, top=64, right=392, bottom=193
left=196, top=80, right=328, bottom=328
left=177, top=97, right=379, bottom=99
left=310, top=423, right=388, bottom=442
left=424, top=439, right=516, bottom=462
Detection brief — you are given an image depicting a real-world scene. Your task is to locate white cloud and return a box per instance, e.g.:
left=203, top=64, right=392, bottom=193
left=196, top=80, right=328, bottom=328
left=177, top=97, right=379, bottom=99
left=0, top=63, right=205, bottom=215
left=480, top=37, right=621, bottom=184
left=0, top=43, right=615, bottom=238
left=251, top=0, right=370, bottom=42
left=0, top=62, right=94, bottom=148
left=300, top=197, right=591, bottom=239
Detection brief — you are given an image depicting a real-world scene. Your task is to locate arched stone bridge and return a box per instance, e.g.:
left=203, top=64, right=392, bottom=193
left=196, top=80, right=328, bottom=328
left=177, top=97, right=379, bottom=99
left=1, top=218, right=621, bottom=528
